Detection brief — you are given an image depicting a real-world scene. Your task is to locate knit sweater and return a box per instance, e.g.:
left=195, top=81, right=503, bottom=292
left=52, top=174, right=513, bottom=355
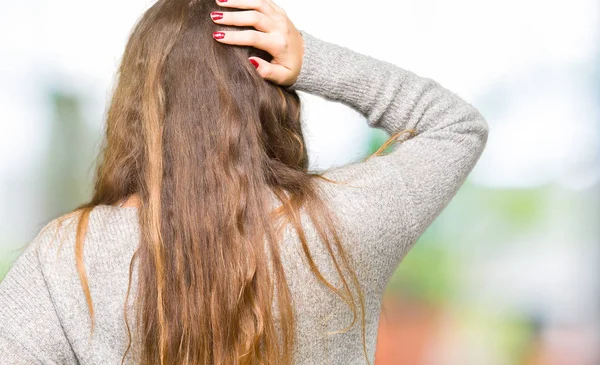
left=0, top=30, right=489, bottom=364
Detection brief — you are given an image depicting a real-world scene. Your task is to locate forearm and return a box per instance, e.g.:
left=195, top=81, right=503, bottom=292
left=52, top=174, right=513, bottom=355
left=287, top=30, right=488, bottom=139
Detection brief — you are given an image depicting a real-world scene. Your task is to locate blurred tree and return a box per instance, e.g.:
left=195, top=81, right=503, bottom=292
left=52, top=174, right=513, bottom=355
left=43, top=90, right=97, bottom=219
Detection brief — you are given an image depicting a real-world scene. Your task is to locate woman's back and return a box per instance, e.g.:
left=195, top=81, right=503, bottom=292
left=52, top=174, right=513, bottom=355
left=0, top=28, right=488, bottom=364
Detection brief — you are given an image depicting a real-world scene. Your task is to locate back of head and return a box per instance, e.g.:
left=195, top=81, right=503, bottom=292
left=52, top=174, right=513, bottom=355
left=103, top=0, right=307, bottom=197
left=68, top=0, right=367, bottom=364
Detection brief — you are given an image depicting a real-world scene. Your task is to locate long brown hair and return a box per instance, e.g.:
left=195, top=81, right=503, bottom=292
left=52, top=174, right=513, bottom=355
left=42, top=0, right=414, bottom=363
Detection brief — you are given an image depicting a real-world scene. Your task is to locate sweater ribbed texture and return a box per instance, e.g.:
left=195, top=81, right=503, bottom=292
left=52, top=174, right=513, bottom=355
left=0, top=30, right=489, bottom=364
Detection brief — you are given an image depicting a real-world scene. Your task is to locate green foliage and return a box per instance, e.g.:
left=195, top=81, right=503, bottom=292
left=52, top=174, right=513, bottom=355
left=366, top=129, right=394, bottom=155
left=386, top=227, right=458, bottom=305
left=0, top=261, right=9, bottom=282
left=44, top=90, right=98, bottom=218
left=477, top=187, right=549, bottom=233
left=453, top=306, right=538, bottom=364
left=0, top=249, right=20, bottom=283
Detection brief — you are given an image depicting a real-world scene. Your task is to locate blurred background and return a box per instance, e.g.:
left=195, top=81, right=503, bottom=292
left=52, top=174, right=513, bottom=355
left=1, top=0, right=598, bottom=364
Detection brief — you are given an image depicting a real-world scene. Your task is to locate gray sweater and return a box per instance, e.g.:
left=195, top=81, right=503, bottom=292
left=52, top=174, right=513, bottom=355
left=0, top=30, right=489, bottom=364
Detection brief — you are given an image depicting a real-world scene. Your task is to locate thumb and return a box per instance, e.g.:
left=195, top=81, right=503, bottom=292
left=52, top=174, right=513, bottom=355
left=248, top=57, right=290, bottom=86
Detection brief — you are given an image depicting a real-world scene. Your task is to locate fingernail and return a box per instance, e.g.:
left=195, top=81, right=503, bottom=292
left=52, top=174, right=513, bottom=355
left=213, top=31, right=225, bottom=40
left=217, top=0, right=227, bottom=2
left=210, top=12, right=223, bottom=20
left=249, top=59, right=259, bottom=69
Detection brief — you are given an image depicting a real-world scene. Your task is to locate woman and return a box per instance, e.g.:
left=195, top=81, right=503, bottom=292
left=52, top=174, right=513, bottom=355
left=0, top=0, right=489, bottom=364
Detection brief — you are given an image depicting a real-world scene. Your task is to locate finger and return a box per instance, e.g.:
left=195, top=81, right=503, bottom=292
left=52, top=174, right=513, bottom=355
left=248, top=57, right=291, bottom=86
left=215, top=0, right=277, bottom=17
left=210, top=10, right=278, bottom=33
left=213, top=30, right=279, bottom=55
left=263, top=0, right=285, bottom=14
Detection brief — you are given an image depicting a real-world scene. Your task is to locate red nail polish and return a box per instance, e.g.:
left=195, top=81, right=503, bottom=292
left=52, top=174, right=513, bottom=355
left=213, top=31, right=225, bottom=40
left=249, top=59, right=259, bottom=69
left=210, top=12, right=223, bottom=20
left=217, top=0, right=227, bottom=2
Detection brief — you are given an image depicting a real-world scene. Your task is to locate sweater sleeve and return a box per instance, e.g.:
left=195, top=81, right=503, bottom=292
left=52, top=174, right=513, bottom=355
left=287, top=31, right=489, bottom=276
left=0, top=222, right=78, bottom=364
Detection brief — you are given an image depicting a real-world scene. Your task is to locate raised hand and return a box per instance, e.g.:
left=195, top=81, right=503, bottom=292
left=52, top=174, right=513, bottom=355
left=211, top=0, right=304, bottom=87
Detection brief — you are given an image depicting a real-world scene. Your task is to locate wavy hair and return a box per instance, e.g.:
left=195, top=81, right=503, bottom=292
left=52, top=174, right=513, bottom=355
left=40, top=0, right=415, bottom=364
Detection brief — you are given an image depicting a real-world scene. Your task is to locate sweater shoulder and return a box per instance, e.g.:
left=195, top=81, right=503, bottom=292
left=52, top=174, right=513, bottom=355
left=32, top=205, right=140, bottom=276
